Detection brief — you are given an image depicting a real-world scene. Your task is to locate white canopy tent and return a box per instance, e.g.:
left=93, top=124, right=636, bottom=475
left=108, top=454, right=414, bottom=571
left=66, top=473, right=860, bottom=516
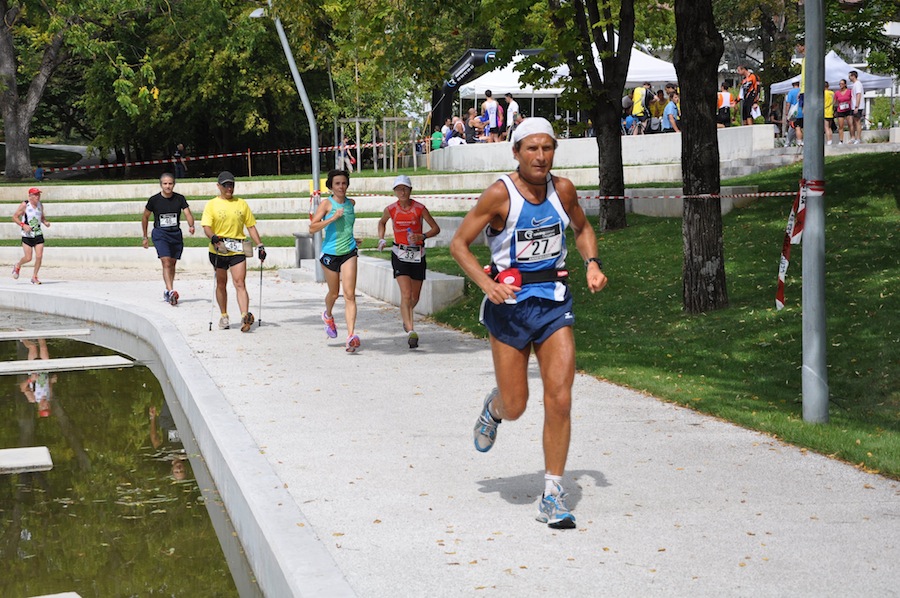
left=458, top=42, right=678, bottom=102
left=554, top=43, right=678, bottom=87
left=770, top=50, right=893, bottom=94
left=457, top=54, right=563, bottom=99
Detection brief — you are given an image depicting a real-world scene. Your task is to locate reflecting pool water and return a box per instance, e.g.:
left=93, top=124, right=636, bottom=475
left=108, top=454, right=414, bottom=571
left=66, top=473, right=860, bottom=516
left=0, top=313, right=245, bottom=597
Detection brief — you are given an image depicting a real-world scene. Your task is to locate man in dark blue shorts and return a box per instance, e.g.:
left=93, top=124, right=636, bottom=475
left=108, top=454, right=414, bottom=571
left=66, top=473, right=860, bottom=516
left=450, top=117, right=608, bottom=530
left=142, top=172, right=195, bottom=305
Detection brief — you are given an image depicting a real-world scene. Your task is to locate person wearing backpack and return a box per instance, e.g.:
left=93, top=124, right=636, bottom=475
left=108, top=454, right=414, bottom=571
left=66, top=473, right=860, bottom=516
left=630, top=82, right=654, bottom=134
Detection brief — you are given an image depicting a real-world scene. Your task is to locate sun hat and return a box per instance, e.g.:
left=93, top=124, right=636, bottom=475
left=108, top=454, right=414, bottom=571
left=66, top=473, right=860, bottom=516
left=392, top=174, right=413, bottom=189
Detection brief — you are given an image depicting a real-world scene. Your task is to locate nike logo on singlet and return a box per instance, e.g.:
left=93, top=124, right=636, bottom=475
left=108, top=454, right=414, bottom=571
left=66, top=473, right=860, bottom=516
left=531, top=216, right=553, bottom=226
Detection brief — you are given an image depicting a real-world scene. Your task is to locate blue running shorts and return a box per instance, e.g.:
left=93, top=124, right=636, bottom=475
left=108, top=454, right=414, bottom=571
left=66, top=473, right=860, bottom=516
left=151, top=227, right=185, bottom=260
left=480, top=293, right=574, bottom=350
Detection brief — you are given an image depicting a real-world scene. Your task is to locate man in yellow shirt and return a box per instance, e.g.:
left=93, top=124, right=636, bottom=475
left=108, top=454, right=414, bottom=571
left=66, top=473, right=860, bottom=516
left=824, top=80, right=836, bottom=145
left=630, top=82, right=654, bottom=134
left=201, top=171, right=266, bottom=332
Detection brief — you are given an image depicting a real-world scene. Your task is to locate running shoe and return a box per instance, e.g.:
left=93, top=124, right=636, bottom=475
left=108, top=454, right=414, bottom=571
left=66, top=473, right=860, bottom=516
left=11, top=265, right=20, bottom=280
left=322, top=311, right=338, bottom=338
left=407, top=330, right=419, bottom=349
left=241, top=312, right=255, bottom=333
left=168, top=290, right=179, bottom=306
left=536, top=484, right=576, bottom=529
left=30, top=277, right=41, bottom=285
left=473, top=388, right=500, bottom=452
left=163, top=290, right=170, bottom=302
left=345, top=334, right=360, bottom=353
left=219, top=315, right=230, bottom=330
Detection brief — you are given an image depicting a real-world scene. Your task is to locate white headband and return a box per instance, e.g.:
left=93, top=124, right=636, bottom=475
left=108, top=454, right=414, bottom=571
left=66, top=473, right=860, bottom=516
left=511, top=117, right=556, bottom=145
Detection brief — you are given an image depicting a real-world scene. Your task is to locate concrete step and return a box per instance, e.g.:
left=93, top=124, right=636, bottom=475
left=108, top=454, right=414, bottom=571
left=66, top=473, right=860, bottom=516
left=0, top=446, right=53, bottom=474
left=0, top=328, right=90, bottom=340
left=0, top=355, right=133, bottom=375
left=0, top=216, right=469, bottom=241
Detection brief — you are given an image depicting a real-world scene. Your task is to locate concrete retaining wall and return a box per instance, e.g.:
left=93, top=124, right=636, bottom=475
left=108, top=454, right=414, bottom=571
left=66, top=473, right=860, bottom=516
left=353, top=256, right=465, bottom=316
left=430, top=125, right=776, bottom=172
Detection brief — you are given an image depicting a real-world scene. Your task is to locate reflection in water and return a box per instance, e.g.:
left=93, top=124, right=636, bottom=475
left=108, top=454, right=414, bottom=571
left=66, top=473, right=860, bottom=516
left=150, top=403, right=188, bottom=481
left=0, top=334, right=240, bottom=597
left=19, top=337, right=55, bottom=419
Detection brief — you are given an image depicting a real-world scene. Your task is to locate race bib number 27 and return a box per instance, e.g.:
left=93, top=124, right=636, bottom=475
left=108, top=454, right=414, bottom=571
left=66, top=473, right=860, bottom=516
left=515, top=223, right=563, bottom=262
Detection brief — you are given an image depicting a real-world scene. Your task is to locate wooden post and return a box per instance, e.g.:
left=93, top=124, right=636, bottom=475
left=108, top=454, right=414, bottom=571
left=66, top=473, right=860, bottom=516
left=277, top=149, right=282, bottom=176
left=247, top=148, right=252, bottom=178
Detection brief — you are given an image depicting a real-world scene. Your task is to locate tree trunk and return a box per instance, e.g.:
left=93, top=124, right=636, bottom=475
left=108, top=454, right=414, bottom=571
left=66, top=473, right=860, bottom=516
left=592, top=100, right=627, bottom=231
left=549, top=0, right=632, bottom=232
left=674, top=0, right=729, bottom=313
left=0, top=8, right=68, bottom=180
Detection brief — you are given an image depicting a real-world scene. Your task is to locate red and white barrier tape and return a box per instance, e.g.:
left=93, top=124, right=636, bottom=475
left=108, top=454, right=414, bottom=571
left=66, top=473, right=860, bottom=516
left=346, top=190, right=797, bottom=202
left=775, top=179, right=823, bottom=310
left=43, top=140, right=419, bottom=174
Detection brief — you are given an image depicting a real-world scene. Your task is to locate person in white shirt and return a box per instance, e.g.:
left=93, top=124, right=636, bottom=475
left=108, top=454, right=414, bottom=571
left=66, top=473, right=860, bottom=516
left=504, top=93, right=520, bottom=140
left=481, top=90, right=500, bottom=143
left=447, top=131, right=466, bottom=146
left=848, top=70, right=864, bottom=144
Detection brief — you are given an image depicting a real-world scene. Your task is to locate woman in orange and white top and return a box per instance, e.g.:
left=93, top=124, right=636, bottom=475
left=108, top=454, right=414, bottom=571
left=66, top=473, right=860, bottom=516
left=716, top=82, right=734, bottom=128
left=376, top=174, right=441, bottom=348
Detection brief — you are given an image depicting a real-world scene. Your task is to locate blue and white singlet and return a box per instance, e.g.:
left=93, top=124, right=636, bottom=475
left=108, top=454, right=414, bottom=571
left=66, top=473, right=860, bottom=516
left=485, top=174, right=569, bottom=303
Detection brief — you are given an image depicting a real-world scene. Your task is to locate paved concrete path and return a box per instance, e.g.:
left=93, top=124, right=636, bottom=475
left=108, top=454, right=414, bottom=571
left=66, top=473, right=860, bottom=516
left=3, top=264, right=898, bottom=597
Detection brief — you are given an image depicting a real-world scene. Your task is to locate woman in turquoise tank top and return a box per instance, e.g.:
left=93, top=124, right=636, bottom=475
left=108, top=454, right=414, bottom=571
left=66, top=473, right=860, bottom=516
left=309, top=169, right=361, bottom=352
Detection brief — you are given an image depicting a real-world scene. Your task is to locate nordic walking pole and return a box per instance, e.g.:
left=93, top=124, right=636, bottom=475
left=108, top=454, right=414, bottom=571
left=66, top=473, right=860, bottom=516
left=258, top=261, right=263, bottom=327
left=209, top=259, right=217, bottom=332
left=209, top=244, right=222, bottom=332
left=209, top=265, right=215, bottom=332
left=256, top=244, right=266, bottom=328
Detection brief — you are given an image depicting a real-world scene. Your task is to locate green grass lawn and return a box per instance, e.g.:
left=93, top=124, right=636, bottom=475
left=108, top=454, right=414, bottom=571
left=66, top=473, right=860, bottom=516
left=429, top=152, right=899, bottom=479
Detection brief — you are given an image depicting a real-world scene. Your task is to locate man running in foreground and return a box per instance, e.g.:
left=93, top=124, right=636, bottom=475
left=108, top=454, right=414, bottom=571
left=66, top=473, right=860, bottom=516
left=449, top=117, right=608, bottom=529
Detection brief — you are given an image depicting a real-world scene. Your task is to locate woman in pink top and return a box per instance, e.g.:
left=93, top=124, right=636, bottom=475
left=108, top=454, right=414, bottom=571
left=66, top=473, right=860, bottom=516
left=833, top=79, right=853, bottom=145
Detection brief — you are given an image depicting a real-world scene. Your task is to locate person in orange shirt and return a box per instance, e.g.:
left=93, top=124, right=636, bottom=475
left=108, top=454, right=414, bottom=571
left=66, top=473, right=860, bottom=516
left=736, top=65, right=760, bottom=126
left=716, top=82, right=734, bottom=128
left=376, top=175, right=441, bottom=348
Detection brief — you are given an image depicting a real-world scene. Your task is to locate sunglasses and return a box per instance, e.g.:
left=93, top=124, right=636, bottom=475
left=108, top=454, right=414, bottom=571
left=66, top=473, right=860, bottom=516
left=221, top=182, right=235, bottom=188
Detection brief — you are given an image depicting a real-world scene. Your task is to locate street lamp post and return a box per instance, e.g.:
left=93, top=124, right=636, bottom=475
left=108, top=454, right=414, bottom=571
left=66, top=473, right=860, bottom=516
left=251, top=1, right=324, bottom=282
left=802, top=0, right=829, bottom=422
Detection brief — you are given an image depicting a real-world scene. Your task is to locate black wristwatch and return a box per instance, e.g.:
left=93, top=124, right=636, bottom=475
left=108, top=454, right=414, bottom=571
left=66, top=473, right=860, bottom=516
left=584, top=257, right=604, bottom=270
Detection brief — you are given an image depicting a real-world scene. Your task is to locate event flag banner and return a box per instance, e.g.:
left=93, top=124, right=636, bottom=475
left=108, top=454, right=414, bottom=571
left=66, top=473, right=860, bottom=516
left=775, top=180, right=819, bottom=310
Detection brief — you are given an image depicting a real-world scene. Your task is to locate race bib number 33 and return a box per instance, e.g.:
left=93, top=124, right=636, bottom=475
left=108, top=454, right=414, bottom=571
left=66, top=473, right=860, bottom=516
left=393, top=243, right=422, bottom=263
left=515, top=223, right=563, bottom=262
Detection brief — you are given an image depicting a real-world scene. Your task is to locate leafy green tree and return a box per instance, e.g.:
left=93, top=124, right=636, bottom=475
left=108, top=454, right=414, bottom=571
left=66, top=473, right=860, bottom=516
left=484, top=0, right=646, bottom=231
left=825, top=0, right=900, bottom=76
left=272, top=0, right=491, bottom=152
left=0, top=0, right=157, bottom=180
left=714, top=0, right=900, bottom=94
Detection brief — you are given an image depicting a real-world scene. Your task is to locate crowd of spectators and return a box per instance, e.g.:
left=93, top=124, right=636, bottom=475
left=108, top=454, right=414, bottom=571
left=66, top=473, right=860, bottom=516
left=432, top=64, right=871, bottom=147
left=430, top=91, right=523, bottom=149
left=621, top=82, right=679, bottom=135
